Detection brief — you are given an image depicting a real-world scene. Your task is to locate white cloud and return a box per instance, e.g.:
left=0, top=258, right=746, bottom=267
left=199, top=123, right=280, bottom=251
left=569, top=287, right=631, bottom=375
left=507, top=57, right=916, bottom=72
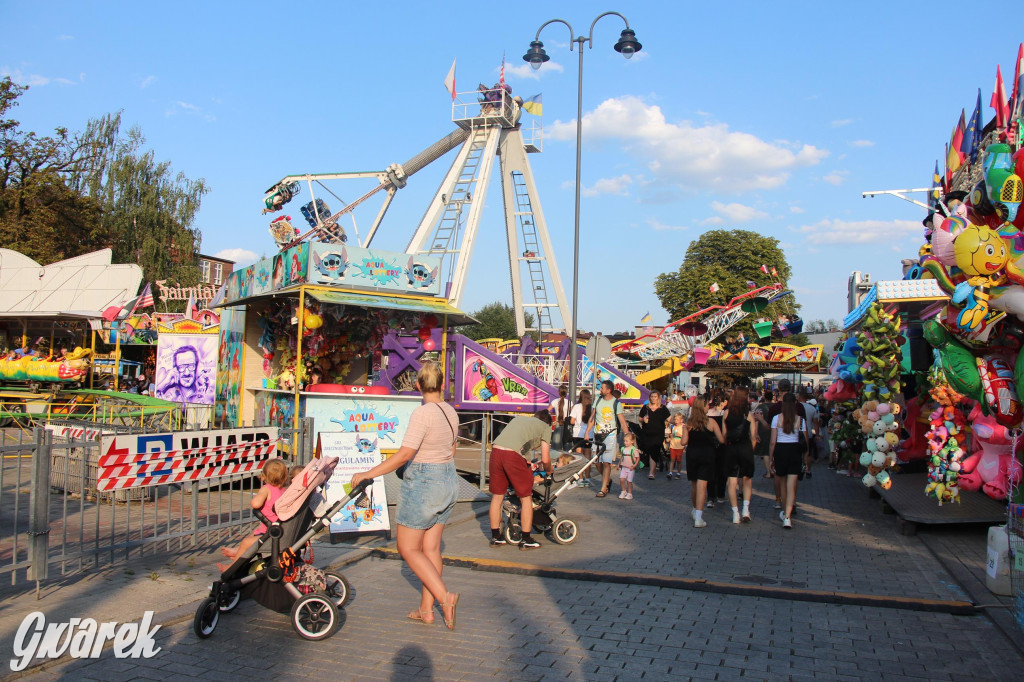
left=831, top=119, right=853, bottom=127
left=793, top=218, right=922, bottom=245
left=167, top=100, right=215, bottom=121
left=214, top=248, right=259, bottom=266
left=58, top=34, right=73, bottom=40
left=790, top=205, right=805, bottom=214
left=548, top=96, right=827, bottom=193
left=140, top=75, right=156, bottom=89
left=709, top=201, right=768, bottom=223
left=581, top=174, right=633, bottom=197
left=503, top=61, right=565, bottom=80
left=0, top=67, right=75, bottom=87
left=850, top=139, right=874, bottom=147
left=647, top=218, right=687, bottom=231
left=822, top=170, right=848, bottom=186
left=700, top=216, right=725, bottom=226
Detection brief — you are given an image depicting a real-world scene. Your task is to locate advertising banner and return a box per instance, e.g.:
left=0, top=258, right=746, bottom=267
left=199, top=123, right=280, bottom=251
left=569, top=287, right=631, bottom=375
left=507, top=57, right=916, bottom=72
left=154, top=334, right=218, bottom=405
left=308, top=243, right=442, bottom=295
left=97, top=427, right=279, bottom=491
left=317, top=432, right=391, bottom=536
left=461, top=347, right=556, bottom=408
left=302, top=395, right=420, bottom=452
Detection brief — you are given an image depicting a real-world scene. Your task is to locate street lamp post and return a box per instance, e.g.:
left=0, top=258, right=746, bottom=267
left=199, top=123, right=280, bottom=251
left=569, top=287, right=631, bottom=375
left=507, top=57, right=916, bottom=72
left=523, top=12, right=642, bottom=405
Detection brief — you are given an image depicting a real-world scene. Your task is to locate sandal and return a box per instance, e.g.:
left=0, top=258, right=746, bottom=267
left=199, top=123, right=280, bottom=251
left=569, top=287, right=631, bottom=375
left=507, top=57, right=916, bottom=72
left=441, top=593, right=459, bottom=630
left=596, top=490, right=608, bottom=498
left=408, top=609, right=435, bottom=625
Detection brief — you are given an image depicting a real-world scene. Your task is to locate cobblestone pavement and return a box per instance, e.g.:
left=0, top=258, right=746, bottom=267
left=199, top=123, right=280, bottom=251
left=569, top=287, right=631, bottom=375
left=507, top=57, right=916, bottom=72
left=24, top=556, right=1022, bottom=681
left=9, top=460, right=1024, bottom=681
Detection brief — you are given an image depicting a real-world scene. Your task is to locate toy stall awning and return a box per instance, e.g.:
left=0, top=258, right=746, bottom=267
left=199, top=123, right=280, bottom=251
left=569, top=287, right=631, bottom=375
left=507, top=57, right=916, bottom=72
left=843, top=280, right=949, bottom=331
left=303, top=287, right=478, bottom=326
left=0, top=248, right=143, bottom=320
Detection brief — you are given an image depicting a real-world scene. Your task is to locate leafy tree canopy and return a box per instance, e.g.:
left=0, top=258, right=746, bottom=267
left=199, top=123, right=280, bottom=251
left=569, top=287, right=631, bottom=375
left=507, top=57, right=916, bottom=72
left=654, top=229, right=806, bottom=345
left=0, top=77, right=207, bottom=304
left=459, top=302, right=536, bottom=341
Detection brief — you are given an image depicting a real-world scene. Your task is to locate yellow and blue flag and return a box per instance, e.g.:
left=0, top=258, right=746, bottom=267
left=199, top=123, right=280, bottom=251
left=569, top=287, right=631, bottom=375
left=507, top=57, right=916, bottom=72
left=523, top=93, right=542, bottom=116
left=639, top=311, right=652, bottom=324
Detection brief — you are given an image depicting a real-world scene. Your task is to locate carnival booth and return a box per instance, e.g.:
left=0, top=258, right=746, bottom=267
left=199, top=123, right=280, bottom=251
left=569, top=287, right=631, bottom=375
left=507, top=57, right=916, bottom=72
left=215, top=242, right=475, bottom=449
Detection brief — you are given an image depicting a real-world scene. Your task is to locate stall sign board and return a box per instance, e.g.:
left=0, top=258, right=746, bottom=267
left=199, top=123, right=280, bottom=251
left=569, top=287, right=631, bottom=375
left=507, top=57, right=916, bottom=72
left=97, top=427, right=279, bottom=491
left=318, top=432, right=391, bottom=538
left=302, top=395, right=420, bottom=452
left=308, top=243, right=442, bottom=295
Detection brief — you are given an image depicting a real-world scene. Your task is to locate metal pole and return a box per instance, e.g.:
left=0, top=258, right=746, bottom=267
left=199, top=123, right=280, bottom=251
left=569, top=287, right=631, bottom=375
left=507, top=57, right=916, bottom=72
left=567, top=39, right=584, bottom=406
left=479, top=413, right=489, bottom=491
left=28, top=427, right=52, bottom=595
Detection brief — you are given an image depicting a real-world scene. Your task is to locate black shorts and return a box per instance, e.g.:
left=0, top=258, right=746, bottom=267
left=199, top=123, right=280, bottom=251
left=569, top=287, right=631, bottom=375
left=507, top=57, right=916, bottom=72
left=725, top=442, right=755, bottom=479
left=686, top=448, right=714, bottom=482
left=773, top=442, right=804, bottom=477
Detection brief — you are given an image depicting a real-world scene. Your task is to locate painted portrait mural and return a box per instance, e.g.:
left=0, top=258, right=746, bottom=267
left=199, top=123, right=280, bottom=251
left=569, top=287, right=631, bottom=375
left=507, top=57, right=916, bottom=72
left=155, top=334, right=217, bottom=405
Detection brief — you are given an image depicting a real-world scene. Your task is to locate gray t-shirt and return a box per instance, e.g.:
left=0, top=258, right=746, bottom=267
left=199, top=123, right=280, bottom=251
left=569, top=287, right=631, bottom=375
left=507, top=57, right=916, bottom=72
left=493, top=416, right=551, bottom=459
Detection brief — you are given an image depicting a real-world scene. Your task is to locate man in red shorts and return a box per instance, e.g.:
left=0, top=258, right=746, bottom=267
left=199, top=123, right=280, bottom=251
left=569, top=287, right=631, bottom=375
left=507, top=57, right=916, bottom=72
left=488, top=410, right=553, bottom=550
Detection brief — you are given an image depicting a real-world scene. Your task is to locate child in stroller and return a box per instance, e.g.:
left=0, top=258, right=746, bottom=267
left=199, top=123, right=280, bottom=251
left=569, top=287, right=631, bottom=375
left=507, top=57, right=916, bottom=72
left=217, top=458, right=290, bottom=573
left=194, top=456, right=371, bottom=642
left=499, top=450, right=599, bottom=546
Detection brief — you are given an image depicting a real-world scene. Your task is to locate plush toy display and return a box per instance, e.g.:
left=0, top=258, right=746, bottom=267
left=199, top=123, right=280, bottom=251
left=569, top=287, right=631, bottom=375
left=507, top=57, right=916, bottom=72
left=959, top=403, right=1023, bottom=500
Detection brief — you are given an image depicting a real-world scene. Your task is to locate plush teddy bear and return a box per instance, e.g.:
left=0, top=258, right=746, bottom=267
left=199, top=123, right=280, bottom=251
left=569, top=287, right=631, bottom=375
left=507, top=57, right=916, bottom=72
left=958, top=403, right=1023, bottom=500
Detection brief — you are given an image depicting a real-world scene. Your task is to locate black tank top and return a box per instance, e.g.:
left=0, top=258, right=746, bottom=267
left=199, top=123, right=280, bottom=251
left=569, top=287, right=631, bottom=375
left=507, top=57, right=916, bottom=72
left=724, top=410, right=750, bottom=445
left=688, top=426, right=717, bottom=452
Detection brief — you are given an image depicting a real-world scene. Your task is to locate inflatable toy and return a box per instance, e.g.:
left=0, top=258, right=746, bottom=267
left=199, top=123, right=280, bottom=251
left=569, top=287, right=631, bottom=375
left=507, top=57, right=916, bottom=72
left=959, top=403, right=1023, bottom=500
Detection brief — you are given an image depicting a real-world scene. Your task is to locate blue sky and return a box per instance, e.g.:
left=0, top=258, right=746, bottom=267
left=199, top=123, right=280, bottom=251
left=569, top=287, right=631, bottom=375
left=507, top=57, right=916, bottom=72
left=3, top=2, right=1021, bottom=335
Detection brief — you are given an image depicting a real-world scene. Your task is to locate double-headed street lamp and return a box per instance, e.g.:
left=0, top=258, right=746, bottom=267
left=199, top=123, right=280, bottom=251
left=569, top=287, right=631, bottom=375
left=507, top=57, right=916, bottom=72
left=523, top=12, right=642, bottom=405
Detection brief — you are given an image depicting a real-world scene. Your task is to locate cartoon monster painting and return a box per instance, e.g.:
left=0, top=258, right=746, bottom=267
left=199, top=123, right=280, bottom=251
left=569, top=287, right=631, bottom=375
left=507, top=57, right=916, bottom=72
left=470, top=360, right=500, bottom=401
left=405, top=257, right=438, bottom=290
left=313, top=247, right=350, bottom=282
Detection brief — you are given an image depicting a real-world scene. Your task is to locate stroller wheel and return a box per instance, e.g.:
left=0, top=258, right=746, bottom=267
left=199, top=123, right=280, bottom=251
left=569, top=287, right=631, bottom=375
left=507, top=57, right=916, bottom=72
left=323, top=571, right=351, bottom=609
left=547, top=518, right=579, bottom=545
left=218, top=589, right=241, bottom=613
left=193, top=597, right=219, bottom=638
left=291, top=593, right=340, bottom=640
left=503, top=519, right=522, bottom=545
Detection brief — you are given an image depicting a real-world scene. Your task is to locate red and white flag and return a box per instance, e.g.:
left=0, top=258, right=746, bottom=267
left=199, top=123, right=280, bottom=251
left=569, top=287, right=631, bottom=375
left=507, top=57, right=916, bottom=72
left=444, top=58, right=456, bottom=100
left=1011, top=43, right=1024, bottom=123
left=709, top=282, right=720, bottom=294
left=770, top=266, right=778, bottom=278
left=760, top=264, right=769, bottom=274
left=499, top=52, right=505, bottom=89
left=991, top=64, right=1009, bottom=128
left=136, top=282, right=154, bottom=309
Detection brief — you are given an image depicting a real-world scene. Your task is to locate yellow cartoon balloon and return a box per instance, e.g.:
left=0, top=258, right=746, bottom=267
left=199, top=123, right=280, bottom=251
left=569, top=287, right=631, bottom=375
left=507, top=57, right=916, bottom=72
left=954, top=224, right=1007, bottom=276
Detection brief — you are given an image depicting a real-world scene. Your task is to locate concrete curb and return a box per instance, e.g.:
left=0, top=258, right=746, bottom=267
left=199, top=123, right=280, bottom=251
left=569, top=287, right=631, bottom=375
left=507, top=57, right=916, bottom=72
left=366, top=547, right=980, bottom=616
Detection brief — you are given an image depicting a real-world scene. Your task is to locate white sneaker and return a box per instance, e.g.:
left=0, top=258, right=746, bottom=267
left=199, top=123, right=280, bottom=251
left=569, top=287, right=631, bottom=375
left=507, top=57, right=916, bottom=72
left=691, top=508, right=697, bottom=520
left=694, top=518, right=707, bottom=528
left=779, top=511, right=786, bottom=522
left=783, top=517, right=792, bottom=529
left=625, top=493, right=633, bottom=500
left=618, top=490, right=627, bottom=499
left=732, top=510, right=740, bottom=524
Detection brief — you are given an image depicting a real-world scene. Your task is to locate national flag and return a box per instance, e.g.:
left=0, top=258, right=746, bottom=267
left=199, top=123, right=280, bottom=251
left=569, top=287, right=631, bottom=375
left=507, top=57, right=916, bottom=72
left=709, top=282, right=720, bottom=294
left=135, top=282, right=154, bottom=310
left=746, top=281, right=757, bottom=289
left=929, top=161, right=942, bottom=211
left=185, top=293, right=197, bottom=320
left=209, top=283, right=227, bottom=309
left=944, top=143, right=952, bottom=187
left=947, top=110, right=965, bottom=173
left=770, top=267, right=778, bottom=278
left=499, top=52, right=505, bottom=90
left=991, top=65, right=1009, bottom=128
left=760, top=264, right=769, bottom=274
left=1012, top=43, right=1024, bottom=123
left=523, top=93, right=543, bottom=116
left=964, top=89, right=983, bottom=164
left=639, top=311, right=653, bottom=324
left=444, top=58, right=456, bottom=100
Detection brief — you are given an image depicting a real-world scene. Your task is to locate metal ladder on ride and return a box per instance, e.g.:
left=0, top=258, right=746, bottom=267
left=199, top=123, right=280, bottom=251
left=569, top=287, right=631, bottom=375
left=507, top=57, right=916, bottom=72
left=511, top=170, right=554, bottom=336
left=422, top=126, right=491, bottom=277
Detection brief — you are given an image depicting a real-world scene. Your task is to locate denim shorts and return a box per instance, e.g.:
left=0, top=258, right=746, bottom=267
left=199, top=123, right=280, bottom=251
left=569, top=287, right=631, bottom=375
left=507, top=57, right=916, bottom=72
left=596, top=432, right=619, bottom=463
left=395, top=460, right=459, bottom=530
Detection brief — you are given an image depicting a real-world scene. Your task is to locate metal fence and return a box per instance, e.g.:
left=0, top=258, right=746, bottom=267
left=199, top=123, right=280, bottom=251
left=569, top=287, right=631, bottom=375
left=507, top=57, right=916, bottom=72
left=0, top=418, right=313, bottom=592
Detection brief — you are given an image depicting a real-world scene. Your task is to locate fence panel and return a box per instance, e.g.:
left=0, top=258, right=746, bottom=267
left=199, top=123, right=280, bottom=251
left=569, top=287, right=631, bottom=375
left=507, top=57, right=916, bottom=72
left=0, top=417, right=313, bottom=587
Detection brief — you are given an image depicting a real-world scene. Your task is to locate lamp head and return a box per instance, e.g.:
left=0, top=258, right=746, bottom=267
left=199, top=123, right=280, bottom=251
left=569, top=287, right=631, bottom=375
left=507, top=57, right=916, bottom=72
left=614, top=28, right=642, bottom=59
left=523, top=40, right=549, bottom=70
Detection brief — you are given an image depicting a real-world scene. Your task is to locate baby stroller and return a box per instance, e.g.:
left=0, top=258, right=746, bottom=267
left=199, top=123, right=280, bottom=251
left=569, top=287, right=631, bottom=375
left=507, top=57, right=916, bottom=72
left=500, top=450, right=599, bottom=546
left=193, top=457, right=370, bottom=641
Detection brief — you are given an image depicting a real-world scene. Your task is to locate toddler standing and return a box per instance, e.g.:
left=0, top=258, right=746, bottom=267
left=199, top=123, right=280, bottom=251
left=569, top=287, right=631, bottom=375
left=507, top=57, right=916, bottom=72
left=618, top=432, right=640, bottom=499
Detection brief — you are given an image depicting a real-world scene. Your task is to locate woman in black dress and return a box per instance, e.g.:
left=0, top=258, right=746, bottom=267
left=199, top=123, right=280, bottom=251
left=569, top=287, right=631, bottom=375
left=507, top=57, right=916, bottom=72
left=685, top=397, right=725, bottom=528
left=705, top=390, right=728, bottom=507
left=723, top=387, right=758, bottom=524
left=638, top=390, right=670, bottom=480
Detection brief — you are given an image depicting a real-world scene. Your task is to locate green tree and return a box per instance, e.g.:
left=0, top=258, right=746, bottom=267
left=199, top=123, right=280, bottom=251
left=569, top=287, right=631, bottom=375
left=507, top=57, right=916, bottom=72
left=654, top=229, right=804, bottom=344
left=459, top=302, right=536, bottom=341
left=0, top=78, right=110, bottom=263
left=69, top=112, right=207, bottom=298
